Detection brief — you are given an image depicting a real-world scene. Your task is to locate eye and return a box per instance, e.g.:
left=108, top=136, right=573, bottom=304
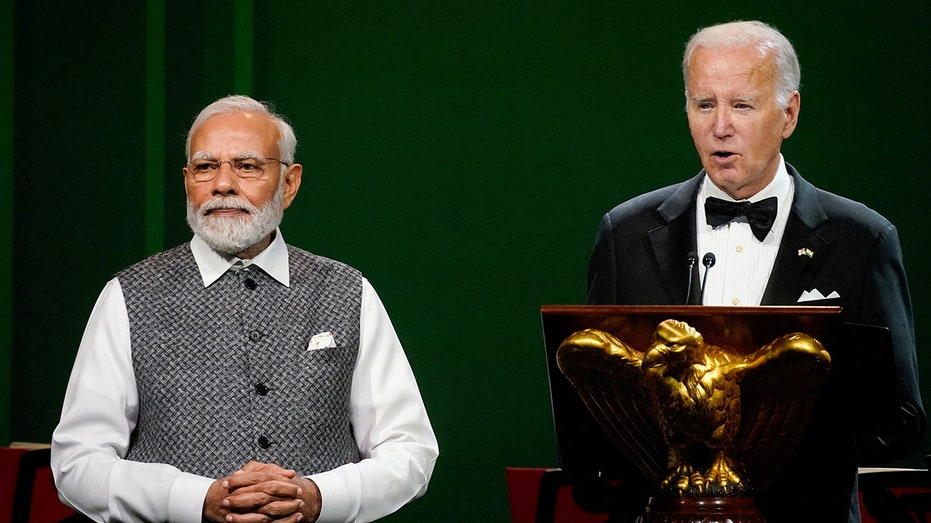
left=235, top=160, right=262, bottom=173
left=191, top=161, right=218, bottom=173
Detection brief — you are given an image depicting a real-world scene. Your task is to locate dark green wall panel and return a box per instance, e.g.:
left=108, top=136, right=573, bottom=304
left=1, top=0, right=14, bottom=445
left=12, top=2, right=149, bottom=442
left=6, top=1, right=930, bottom=521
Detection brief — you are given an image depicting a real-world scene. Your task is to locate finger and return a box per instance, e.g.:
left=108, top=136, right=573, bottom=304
left=224, top=498, right=303, bottom=518
left=226, top=472, right=299, bottom=492
left=225, top=512, right=304, bottom=523
left=224, top=484, right=303, bottom=510
left=224, top=492, right=282, bottom=512
left=239, top=462, right=297, bottom=477
left=258, top=499, right=305, bottom=517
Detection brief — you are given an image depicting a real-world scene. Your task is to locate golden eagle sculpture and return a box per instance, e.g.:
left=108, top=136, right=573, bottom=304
left=556, top=319, right=831, bottom=497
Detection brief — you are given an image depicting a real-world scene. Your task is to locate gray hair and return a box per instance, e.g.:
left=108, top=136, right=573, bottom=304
left=682, top=21, right=801, bottom=109
left=185, top=95, right=298, bottom=164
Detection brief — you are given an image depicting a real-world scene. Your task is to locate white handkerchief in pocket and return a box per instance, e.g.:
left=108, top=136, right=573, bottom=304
left=797, top=289, right=840, bottom=302
left=307, top=331, right=337, bottom=351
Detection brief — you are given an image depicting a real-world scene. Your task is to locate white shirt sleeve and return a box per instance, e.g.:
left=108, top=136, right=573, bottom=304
left=309, top=279, right=439, bottom=523
left=50, top=278, right=214, bottom=523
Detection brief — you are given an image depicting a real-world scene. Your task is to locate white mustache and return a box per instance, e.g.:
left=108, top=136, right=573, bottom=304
left=199, top=197, right=257, bottom=216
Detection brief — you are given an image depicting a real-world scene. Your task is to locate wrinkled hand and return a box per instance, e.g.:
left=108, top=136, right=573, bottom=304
left=203, top=462, right=321, bottom=523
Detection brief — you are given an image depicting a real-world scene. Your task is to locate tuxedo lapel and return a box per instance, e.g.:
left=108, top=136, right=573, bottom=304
left=761, top=214, right=830, bottom=304
left=649, top=174, right=703, bottom=304
left=761, top=166, right=831, bottom=305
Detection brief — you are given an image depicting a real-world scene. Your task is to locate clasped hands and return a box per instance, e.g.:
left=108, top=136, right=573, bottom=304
left=204, top=461, right=321, bottom=523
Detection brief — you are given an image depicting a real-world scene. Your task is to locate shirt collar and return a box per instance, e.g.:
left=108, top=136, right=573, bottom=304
left=189, top=229, right=290, bottom=287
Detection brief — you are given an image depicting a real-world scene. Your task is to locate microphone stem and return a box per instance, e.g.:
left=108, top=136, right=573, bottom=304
left=699, top=266, right=710, bottom=304
left=685, top=261, right=696, bottom=304
left=699, top=253, right=716, bottom=304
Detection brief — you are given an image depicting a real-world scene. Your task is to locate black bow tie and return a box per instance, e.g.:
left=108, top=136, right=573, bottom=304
left=704, top=196, right=778, bottom=241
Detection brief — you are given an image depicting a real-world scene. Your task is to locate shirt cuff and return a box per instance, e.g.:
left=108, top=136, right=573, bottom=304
left=309, top=469, right=354, bottom=522
left=167, top=472, right=215, bottom=523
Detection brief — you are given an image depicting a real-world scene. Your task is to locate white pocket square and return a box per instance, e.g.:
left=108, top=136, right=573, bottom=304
left=307, top=331, right=337, bottom=351
left=797, top=289, right=840, bottom=302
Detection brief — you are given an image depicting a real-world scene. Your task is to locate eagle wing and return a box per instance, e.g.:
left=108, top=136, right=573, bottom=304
left=728, top=332, right=832, bottom=490
left=556, top=328, right=666, bottom=482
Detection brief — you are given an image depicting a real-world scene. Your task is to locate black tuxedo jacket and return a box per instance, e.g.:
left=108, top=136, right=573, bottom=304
left=586, top=164, right=925, bottom=522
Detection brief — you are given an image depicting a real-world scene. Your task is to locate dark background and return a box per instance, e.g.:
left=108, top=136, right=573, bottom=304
left=1, top=2, right=929, bottom=521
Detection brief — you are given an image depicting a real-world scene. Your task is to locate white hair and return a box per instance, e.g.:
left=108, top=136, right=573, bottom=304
left=185, top=95, right=298, bottom=164
left=682, top=21, right=801, bottom=109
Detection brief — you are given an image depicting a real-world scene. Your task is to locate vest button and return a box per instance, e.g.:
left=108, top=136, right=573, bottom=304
left=249, top=330, right=263, bottom=342
left=255, top=383, right=269, bottom=395
left=244, top=278, right=257, bottom=290
left=258, top=436, right=271, bottom=449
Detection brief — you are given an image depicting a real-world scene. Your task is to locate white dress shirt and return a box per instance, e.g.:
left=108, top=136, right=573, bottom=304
left=696, top=156, right=794, bottom=306
left=51, top=231, right=438, bottom=523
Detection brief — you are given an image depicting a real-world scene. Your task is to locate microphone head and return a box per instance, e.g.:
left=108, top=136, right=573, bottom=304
left=686, top=251, right=698, bottom=266
left=702, top=252, right=716, bottom=268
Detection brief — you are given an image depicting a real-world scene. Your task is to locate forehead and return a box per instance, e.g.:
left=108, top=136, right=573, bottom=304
left=687, top=45, right=777, bottom=97
left=190, top=111, right=280, bottom=154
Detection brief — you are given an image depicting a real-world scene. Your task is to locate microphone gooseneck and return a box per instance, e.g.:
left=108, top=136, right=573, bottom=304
left=685, top=251, right=698, bottom=304
left=699, top=252, right=716, bottom=304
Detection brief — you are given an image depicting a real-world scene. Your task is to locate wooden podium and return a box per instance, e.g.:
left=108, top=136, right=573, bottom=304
left=540, top=305, right=891, bottom=522
left=639, top=497, right=766, bottom=523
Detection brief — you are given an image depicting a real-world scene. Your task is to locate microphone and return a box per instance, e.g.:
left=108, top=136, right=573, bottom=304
left=684, top=252, right=698, bottom=304
left=699, top=252, right=716, bottom=304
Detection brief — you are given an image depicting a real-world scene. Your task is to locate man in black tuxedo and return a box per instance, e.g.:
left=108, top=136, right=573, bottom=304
left=586, top=21, right=924, bottom=522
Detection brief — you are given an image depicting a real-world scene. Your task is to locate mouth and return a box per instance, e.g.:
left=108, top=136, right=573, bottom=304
left=708, top=151, right=740, bottom=167
left=204, top=207, right=250, bottom=218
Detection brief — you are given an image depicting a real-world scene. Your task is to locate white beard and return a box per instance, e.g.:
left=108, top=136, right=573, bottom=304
left=186, top=187, right=284, bottom=256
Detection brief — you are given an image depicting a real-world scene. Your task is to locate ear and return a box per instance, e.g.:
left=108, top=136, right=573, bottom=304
left=782, top=91, right=801, bottom=139
left=281, top=163, right=303, bottom=210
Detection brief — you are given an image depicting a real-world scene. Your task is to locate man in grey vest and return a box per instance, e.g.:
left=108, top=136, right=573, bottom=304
left=51, top=95, right=439, bottom=523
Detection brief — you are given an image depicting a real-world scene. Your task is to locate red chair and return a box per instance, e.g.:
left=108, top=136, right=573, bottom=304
left=0, top=446, right=82, bottom=523
left=506, top=467, right=623, bottom=523
left=0, top=447, right=28, bottom=523
left=859, top=468, right=931, bottom=523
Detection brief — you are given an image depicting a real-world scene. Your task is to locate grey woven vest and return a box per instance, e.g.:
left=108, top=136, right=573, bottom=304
left=119, top=243, right=362, bottom=478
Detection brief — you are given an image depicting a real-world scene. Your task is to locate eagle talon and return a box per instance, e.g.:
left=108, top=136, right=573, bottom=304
left=704, top=452, right=743, bottom=492
left=661, top=463, right=692, bottom=493
left=661, top=462, right=708, bottom=495
left=690, top=470, right=705, bottom=493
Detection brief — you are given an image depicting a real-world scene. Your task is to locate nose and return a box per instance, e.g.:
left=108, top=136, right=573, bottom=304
left=210, top=161, right=240, bottom=195
left=713, top=108, right=733, bottom=138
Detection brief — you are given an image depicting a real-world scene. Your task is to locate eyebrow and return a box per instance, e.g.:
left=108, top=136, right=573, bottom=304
left=689, top=95, right=760, bottom=105
left=190, top=151, right=265, bottom=161
left=689, top=95, right=715, bottom=106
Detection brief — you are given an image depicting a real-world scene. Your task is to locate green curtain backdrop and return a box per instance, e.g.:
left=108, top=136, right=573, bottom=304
left=4, top=2, right=929, bottom=521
